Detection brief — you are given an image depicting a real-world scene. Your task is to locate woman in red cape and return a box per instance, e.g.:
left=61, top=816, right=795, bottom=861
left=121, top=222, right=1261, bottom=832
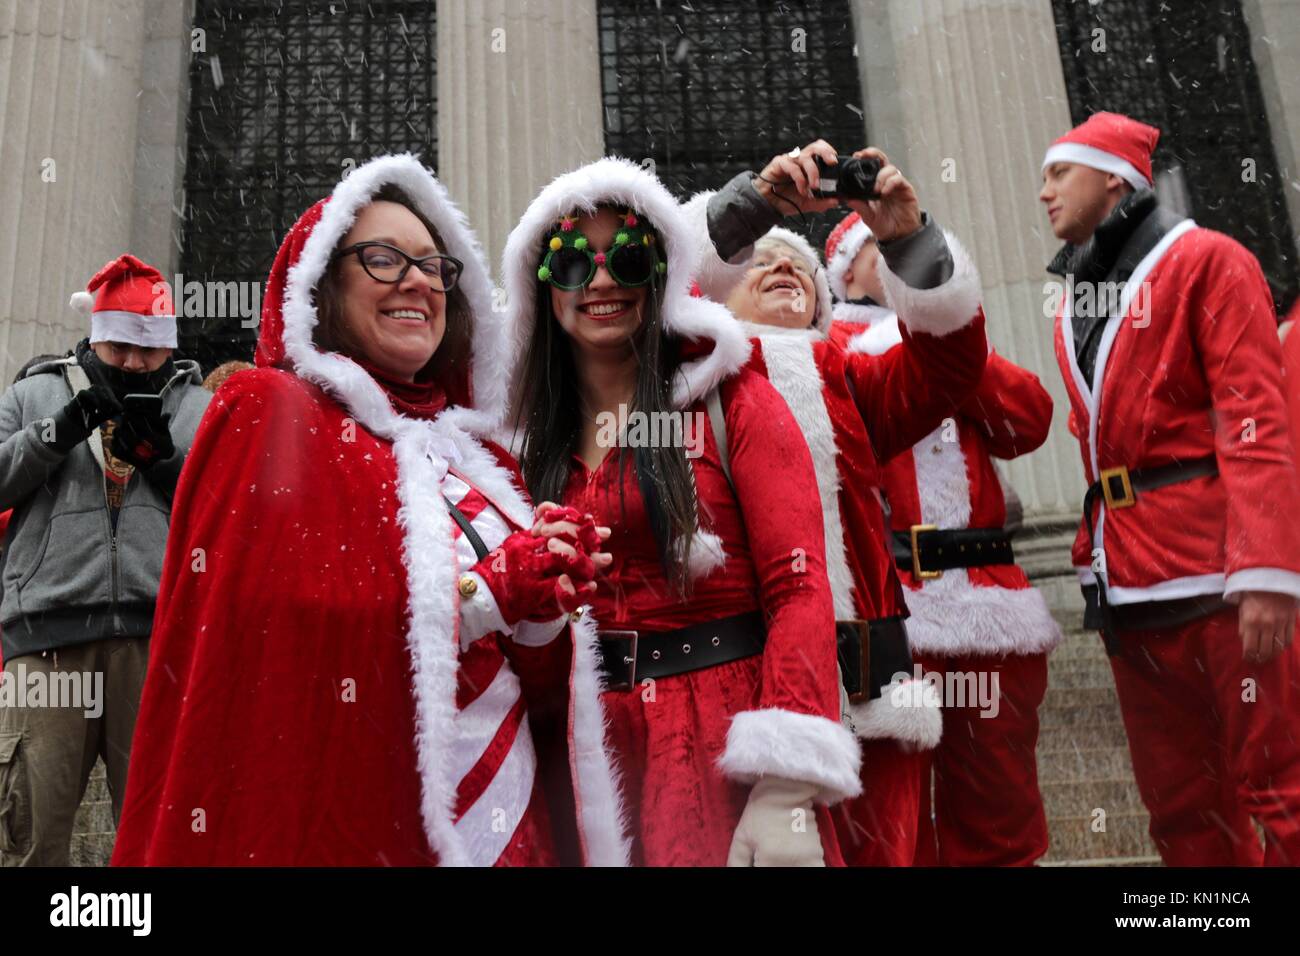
left=111, top=155, right=628, bottom=866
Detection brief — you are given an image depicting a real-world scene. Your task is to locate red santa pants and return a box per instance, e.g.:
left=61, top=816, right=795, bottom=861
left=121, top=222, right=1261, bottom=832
left=1109, top=607, right=1300, bottom=866
left=913, top=651, right=1050, bottom=866
left=833, top=738, right=924, bottom=866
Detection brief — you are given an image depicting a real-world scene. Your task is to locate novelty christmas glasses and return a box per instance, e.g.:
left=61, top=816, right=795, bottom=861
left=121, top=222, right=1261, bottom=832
left=537, top=212, right=667, bottom=291
left=331, top=242, right=464, bottom=292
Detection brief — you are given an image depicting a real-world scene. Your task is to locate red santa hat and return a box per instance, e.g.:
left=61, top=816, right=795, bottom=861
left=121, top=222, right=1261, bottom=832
left=1041, top=111, right=1160, bottom=191
left=70, top=254, right=177, bottom=349
left=823, top=212, right=876, bottom=302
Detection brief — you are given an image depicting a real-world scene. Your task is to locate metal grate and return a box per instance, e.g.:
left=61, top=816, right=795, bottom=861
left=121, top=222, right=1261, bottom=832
left=1052, top=0, right=1298, bottom=315
left=181, top=0, right=437, bottom=368
left=597, top=0, right=865, bottom=253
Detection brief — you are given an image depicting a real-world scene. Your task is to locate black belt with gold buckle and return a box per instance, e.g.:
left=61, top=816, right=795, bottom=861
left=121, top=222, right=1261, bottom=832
left=891, top=526, right=1016, bottom=579
left=597, top=611, right=766, bottom=691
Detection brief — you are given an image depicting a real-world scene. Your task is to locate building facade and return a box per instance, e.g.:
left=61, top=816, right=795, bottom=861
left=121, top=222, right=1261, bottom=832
left=2, top=0, right=1298, bottom=579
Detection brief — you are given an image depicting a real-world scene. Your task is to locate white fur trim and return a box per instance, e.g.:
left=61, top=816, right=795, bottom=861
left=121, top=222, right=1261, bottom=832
left=89, top=310, right=178, bottom=348
left=757, top=228, right=834, bottom=333
left=502, top=157, right=751, bottom=412
left=1042, top=141, right=1152, bottom=191
left=841, top=309, right=901, bottom=354
left=754, top=334, right=855, bottom=618
left=681, top=189, right=754, bottom=303
left=69, top=290, right=95, bottom=314
left=848, top=678, right=943, bottom=750
left=680, top=528, right=727, bottom=582
left=825, top=218, right=875, bottom=302
left=718, top=708, right=863, bottom=804
left=278, top=153, right=503, bottom=438
left=904, top=576, right=1064, bottom=656
left=568, top=611, right=633, bottom=866
left=879, top=230, right=982, bottom=339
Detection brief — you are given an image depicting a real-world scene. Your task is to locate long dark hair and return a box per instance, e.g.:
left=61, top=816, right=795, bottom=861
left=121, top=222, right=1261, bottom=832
left=516, top=214, right=701, bottom=593
left=313, top=183, right=473, bottom=399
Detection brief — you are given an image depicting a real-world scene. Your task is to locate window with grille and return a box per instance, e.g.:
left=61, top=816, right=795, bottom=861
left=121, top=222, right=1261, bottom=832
left=182, top=0, right=437, bottom=368
left=597, top=0, right=864, bottom=251
left=1051, top=0, right=1298, bottom=314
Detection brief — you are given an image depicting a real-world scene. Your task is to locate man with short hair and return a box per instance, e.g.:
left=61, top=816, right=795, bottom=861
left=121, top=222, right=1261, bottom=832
left=1040, top=112, right=1300, bottom=865
left=0, top=254, right=210, bottom=866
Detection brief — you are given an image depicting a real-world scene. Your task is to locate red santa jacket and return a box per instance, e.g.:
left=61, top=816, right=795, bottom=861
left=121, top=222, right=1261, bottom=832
left=844, top=312, right=1063, bottom=657
left=112, top=156, right=627, bottom=867
left=1283, top=314, right=1299, bottom=461
left=1053, top=219, right=1300, bottom=604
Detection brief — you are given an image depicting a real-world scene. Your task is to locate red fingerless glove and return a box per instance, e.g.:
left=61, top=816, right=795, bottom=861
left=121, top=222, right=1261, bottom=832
left=535, top=505, right=604, bottom=553
left=471, top=529, right=595, bottom=626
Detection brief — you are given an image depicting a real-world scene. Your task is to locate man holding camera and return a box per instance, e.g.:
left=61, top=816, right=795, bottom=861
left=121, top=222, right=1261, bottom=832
left=1040, top=112, right=1300, bottom=865
left=0, top=254, right=210, bottom=866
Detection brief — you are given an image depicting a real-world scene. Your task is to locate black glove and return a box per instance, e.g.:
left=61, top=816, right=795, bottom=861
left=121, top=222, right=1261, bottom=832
left=47, top=386, right=122, bottom=454
left=110, top=406, right=175, bottom=470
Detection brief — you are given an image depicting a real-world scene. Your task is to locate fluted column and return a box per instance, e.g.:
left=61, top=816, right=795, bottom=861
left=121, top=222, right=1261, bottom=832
left=0, top=0, right=147, bottom=385
left=436, top=0, right=604, bottom=274
left=1242, top=0, right=1300, bottom=237
left=851, top=0, right=1086, bottom=578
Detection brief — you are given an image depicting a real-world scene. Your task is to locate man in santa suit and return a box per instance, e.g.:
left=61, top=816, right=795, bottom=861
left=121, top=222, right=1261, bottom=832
left=825, top=212, right=1064, bottom=866
left=688, top=141, right=990, bottom=864
left=1040, top=112, right=1300, bottom=865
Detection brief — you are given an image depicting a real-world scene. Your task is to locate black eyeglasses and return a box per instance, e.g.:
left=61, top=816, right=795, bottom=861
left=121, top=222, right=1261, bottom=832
left=331, top=242, right=464, bottom=292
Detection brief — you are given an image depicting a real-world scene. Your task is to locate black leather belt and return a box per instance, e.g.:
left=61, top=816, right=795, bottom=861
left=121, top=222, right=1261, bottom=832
left=891, top=526, right=1015, bottom=578
left=836, top=616, right=912, bottom=704
left=1081, top=454, right=1220, bottom=653
left=598, top=611, right=766, bottom=691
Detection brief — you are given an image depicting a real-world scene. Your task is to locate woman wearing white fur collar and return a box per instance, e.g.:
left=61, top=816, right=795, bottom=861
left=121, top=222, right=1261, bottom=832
left=503, top=158, right=862, bottom=866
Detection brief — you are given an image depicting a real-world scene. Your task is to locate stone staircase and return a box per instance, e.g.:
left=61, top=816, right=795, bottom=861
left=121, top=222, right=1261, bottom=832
left=1031, top=572, right=1160, bottom=866
left=72, top=761, right=115, bottom=866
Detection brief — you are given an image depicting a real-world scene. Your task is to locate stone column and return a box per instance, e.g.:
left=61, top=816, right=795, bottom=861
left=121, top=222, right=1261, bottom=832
left=130, top=0, right=192, bottom=275
left=436, top=0, right=605, bottom=274
left=850, top=0, right=1086, bottom=590
left=0, top=0, right=147, bottom=385
left=1242, top=0, right=1300, bottom=245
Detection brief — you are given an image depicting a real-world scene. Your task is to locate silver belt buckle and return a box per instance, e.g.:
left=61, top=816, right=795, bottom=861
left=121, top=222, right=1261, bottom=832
left=599, top=630, right=639, bottom=692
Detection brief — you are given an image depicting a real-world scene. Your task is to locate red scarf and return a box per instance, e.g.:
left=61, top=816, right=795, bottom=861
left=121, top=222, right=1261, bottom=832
left=355, top=358, right=448, bottom=420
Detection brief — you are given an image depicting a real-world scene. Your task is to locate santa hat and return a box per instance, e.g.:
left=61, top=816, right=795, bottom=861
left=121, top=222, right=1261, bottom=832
left=754, top=227, right=834, bottom=332
left=823, top=212, right=875, bottom=302
left=1041, top=111, right=1160, bottom=191
left=70, top=254, right=177, bottom=349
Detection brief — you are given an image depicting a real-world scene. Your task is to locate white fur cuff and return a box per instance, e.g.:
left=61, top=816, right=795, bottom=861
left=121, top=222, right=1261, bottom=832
left=718, top=707, right=863, bottom=804
left=880, top=230, right=982, bottom=339
left=848, top=679, right=943, bottom=751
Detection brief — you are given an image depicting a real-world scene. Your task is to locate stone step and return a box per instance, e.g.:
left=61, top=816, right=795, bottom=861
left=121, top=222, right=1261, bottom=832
left=1043, top=811, right=1156, bottom=861
left=69, top=830, right=115, bottom=868
left=1050, top=634, right=1110, bottom=662
left=1040, top=855, right=1162, bottom=867
left=1047, top=657, right=1116, bottom=689
left=1042, top=685, right=1120, bottom=711
left=1038, top=721, right=1131, bottom=751
left=1042, top=777, right=1147, bottom=817
left=1036, top=745, right=1136, bottom=783
left=1039, top=703, right=1126, bottom=730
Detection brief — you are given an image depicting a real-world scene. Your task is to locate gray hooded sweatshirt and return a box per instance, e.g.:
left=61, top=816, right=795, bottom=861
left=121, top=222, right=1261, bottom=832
left=0, top=357, right=211, bottom=659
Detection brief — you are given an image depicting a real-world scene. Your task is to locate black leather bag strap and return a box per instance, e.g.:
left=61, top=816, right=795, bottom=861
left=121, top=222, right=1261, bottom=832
left=444, top=495, right=490, bottom=561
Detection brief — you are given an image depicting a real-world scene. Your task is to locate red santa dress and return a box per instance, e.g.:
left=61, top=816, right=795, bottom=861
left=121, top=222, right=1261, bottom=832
left=111, top=155, right=627, bottom=866
left=501, top=160, right=862, bottom=866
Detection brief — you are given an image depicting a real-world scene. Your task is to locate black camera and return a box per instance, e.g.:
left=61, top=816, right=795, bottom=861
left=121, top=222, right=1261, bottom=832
left=812, top=154, right=882, bottom=202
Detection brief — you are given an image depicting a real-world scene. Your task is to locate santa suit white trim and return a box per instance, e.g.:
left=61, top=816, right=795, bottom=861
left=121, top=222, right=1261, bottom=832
left=842, top=314, right=1063, bottom=657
